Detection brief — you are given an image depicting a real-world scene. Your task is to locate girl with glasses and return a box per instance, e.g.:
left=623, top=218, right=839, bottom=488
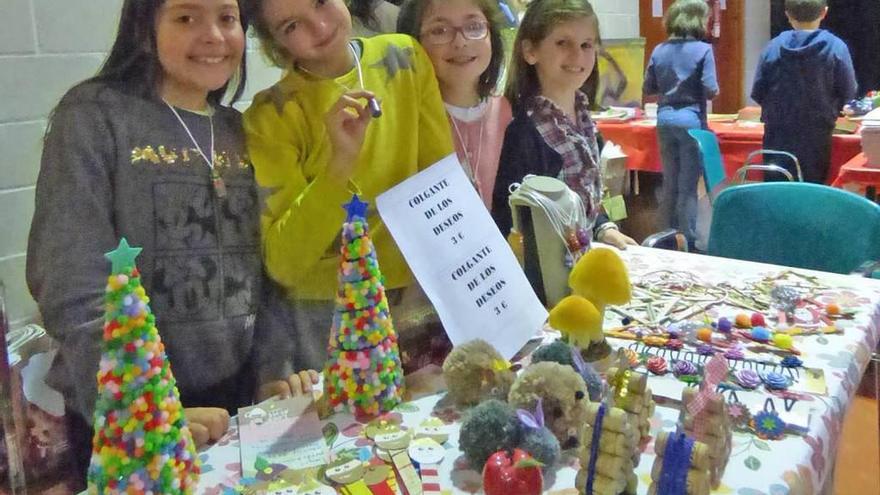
left=398, top=0, right=511, bottom=209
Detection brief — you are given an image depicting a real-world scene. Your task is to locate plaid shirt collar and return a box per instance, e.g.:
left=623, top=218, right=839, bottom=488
left=526, top=91, right=602, bottom=221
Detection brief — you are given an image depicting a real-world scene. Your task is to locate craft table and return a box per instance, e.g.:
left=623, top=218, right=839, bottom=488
left=831, top=153, right=880, bottom=198
left=196, top=247, right=880, bottom=495
left=597, top=120, right=862, bottom=185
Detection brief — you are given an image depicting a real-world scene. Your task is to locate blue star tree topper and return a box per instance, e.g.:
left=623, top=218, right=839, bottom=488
left=104, top=238, right=142, bottom=274
left=343, top=194, right=369, bottom=222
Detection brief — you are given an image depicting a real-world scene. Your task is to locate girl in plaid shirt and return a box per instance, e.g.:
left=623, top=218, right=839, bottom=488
left=491, top=0, right=634, bottom=249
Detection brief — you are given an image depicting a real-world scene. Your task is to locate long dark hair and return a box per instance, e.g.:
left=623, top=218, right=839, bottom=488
left=74, top=0, right=249, bottom=105
left=505, top=0, right=599, bottom=111
left=349, top=0, right=381, bottom=32
left=397, top=0, right=506, bottom=98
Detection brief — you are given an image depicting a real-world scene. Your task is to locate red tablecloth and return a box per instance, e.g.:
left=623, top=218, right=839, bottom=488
left=831, top=153, right=880, bottom=194
left=597, top=120, right=862, bottom=185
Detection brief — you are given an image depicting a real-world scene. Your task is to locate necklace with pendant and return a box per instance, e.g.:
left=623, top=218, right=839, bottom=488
left=164, top=101, right=226, bottom=198
left=449, top=109, right=486, bottom=200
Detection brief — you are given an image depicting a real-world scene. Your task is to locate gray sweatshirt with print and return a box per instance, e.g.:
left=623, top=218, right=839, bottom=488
left=27, top=82, right=294, bottom=420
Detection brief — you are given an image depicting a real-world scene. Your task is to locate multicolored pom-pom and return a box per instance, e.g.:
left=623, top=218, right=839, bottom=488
left=88, top=239, right=199, bottom=494
left=696, top=327, right=713, bottom=343
left=751, top=326, right=771, bottom=342
left=750, top=313, right=766, bottom=327
left=324, top=196, right=404, bottom=418
left=772, top=333, right=794, bottom=350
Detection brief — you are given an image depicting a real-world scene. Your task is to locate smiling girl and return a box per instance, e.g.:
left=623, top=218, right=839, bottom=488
left=27, top=0, right=300, bottom=485
left=398, top=0, right=510, bottom=209
left=492, top=0, right=635, bottom=250
left=243, top=0, right=453, bottom=371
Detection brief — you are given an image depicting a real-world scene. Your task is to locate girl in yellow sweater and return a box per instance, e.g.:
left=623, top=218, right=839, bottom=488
left=244, top=0, right=453, bottom=375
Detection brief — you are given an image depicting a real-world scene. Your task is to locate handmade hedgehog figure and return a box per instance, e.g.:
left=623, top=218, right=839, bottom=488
left=508, top=361, right=590, bottom=449
left=442, top=339, right=515, bottom=407
left=531, top=339, right=604, bottom=401
left=515, top=398, right=562, bottom=470
left=458, top=399, right=523, bottom=468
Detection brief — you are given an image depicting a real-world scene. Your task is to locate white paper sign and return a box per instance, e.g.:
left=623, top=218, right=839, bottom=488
left=652, top=0, right=663, bottom=17
left=377, top=154, right=548, bottom=359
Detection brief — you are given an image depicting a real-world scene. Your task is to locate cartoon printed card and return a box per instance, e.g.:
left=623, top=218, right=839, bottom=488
left=238, top=396, right=329, bottom=477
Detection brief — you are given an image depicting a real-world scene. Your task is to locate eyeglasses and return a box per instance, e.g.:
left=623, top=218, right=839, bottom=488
left=420, top=20, right=489, bottom=45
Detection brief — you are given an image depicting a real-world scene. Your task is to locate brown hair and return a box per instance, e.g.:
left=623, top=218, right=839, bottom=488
left=504, top=0, right=599, bottom=110
left=243, top=0, right=297, bottom=67
left=664, top=0, right=709, bottom=39
left=785, top=0, right=827, bottom=23
left=397, top=0, right=506, bottom=98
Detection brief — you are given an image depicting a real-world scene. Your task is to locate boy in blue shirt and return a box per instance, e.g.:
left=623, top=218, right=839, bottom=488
left=751, top=0, right=857, bottom=183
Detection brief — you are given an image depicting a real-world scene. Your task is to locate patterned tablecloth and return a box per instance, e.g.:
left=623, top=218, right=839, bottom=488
left=196, top=247, right=880, bottom=495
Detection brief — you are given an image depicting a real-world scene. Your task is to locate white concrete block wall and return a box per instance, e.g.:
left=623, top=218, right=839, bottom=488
left=0, top=0, right=282, bottom=327
left=0, top=0, right=635, bottom=328
left=593, top=0, right=641, bottom=40
left=744, top=1, right=771, bottom=105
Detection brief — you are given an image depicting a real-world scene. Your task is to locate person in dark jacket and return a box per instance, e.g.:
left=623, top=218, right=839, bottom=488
left=751, top=0, right=857, bottom=183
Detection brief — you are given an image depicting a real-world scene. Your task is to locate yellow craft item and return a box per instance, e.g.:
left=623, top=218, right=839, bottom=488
left=492, top=359, right=512, bottom=371
left=826, top=303, right=841, bottom=316
left=773, top=333, right=794, bottom=350
left=734, top=313, right=751, bottom=328
left=548, top=295, right=602, bottom=347
left=568, top=247, right=632, bottom=306
left=643, top=335, right=667, bottom=347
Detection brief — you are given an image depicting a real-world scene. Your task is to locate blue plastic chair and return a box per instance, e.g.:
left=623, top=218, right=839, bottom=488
left=688, top=129, right=727, bottom=201
left=707, top=182, right=880, bottom=274
left=687, top=129, right=801, bottom=203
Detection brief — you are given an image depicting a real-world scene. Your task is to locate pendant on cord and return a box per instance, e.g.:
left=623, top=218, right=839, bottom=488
left=563, top=227, right=591, bottom=268
left=565, top=227, right=591, bottom=254
left=211, top=170, right=227, bottom=198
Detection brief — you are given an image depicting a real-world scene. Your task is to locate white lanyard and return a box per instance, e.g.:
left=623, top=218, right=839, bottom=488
left=164, top=102, right=226, bottom=198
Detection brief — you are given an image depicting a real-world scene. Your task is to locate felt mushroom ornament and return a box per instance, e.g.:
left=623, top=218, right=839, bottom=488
left=551, top=247, right=632, bottom=363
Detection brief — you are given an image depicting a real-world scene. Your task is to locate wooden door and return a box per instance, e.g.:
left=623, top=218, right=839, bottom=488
left=637, top=0, right=744, bottom=113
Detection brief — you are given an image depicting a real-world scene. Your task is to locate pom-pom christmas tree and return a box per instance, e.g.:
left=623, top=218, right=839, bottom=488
left=323, top=195, right=404, bottom=417
left=87, top=238, right=199, bottom=494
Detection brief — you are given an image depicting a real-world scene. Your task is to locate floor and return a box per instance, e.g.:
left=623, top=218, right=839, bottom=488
left=833, top=365, right=880, bottom=494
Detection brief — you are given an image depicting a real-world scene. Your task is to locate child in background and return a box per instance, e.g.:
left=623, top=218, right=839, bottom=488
left=397, top=0, right=511, bottom=209
left=493, top=0, right=635, bottom=249
left=26, top=0, right=308, bottom=487
left=350, top=0, right=400, bottom=37
left=643, top=0, right=718, bottom=250
left=243, top=0, right=453, bottom=372
left=751, top=0, right=857, bottom=183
